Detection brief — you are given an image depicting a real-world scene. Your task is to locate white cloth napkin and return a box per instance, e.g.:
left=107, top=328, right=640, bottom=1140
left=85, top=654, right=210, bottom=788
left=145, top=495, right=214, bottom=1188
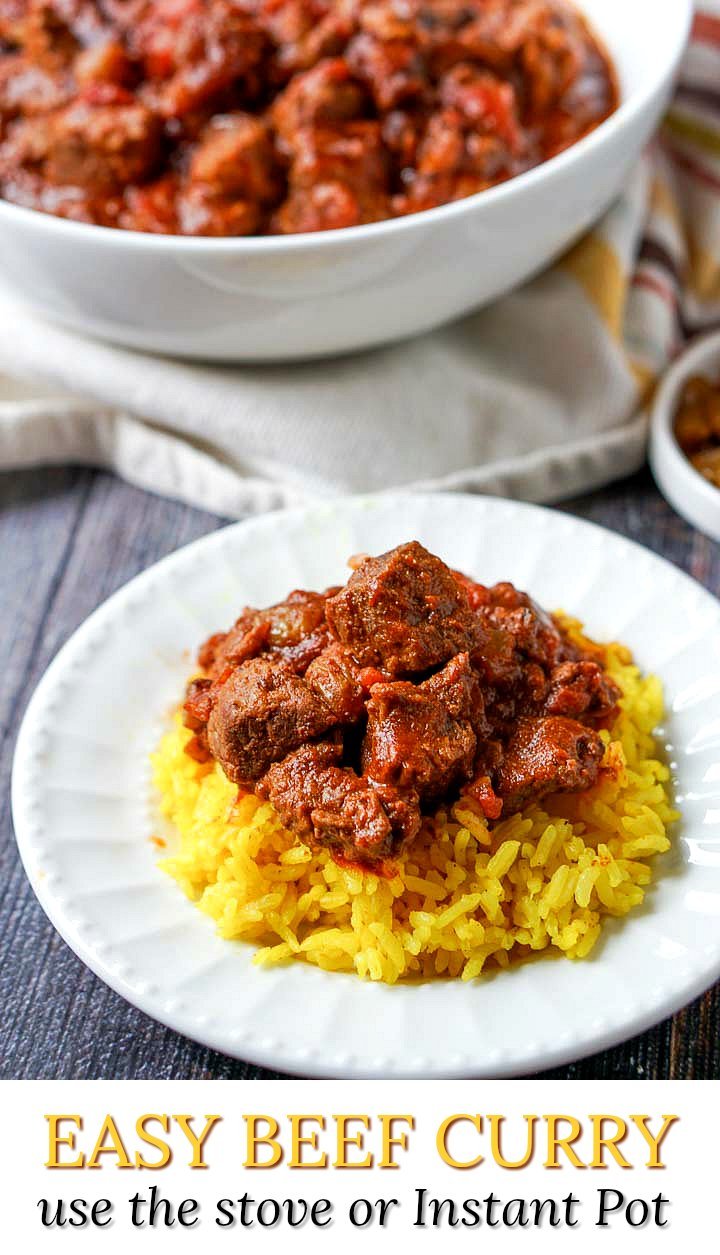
left=1, top=11, right=719, bottom=517
left=0, top=250, right=648, bottom=516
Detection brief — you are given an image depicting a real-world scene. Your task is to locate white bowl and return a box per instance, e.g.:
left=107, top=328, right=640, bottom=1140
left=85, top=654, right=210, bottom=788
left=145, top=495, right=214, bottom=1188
left=650, top=332, right=720, bottom=544
left=0, top=0, right=693, bottom=362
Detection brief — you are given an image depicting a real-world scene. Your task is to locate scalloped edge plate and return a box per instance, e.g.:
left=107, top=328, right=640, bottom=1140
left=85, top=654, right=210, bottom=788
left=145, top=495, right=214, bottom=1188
left=12, top=494, right=720, bottom=1077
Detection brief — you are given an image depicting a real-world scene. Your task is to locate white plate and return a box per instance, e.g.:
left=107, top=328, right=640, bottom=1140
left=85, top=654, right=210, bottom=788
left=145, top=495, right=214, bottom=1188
left=12, top=494, right=720, bottom=1078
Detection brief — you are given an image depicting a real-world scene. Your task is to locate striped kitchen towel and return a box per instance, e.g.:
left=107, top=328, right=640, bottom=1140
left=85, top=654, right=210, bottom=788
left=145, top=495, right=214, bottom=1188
left=563, top=6, right=720, bottom=390
left=0, top=7, right=718, bottom=515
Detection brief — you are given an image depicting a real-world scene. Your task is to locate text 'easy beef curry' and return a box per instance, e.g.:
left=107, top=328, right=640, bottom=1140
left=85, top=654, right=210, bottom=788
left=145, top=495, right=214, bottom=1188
left=183, top=542, right=621, bottom=869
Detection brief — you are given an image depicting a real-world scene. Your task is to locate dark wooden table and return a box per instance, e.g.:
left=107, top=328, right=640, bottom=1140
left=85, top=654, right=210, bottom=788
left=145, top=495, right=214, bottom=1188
left=2, top=465, right=718, bottom=1080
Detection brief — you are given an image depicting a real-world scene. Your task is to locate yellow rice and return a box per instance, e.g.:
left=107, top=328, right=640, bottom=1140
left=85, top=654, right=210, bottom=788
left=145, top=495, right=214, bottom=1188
left=152, top=617, right=678, bottom=983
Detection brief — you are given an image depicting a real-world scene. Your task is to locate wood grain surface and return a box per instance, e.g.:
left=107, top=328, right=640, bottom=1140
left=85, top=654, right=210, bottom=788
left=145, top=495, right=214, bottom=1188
left=1, top=466, right=718, bottom=1080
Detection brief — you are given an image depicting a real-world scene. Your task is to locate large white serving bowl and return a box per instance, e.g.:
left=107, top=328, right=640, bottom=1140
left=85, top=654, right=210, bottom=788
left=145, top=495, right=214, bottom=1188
left=0, top=0, right=693, bottom=362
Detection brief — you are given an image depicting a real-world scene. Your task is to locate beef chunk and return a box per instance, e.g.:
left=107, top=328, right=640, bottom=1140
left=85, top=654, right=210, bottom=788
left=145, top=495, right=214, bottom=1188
left=74, top=39, right=133, bottom=89
left=119, top=172, right=179, bottom=232
left=177, top=184, right=262, bottom=236
left=288, top=119, right=388, bottom=193
left=476, top=581, right=570, bottom=671
left=0, top=54, right=71, bottom=136
left=260, top=741, right=421, bottom=864
left=518, top=8, right=585, bottom=115
left=423, top=0, right=584, bottom=106
left=184, top=676, right=214, bottom=730
left=544, top=660, right=621, bottom=723
left=43, top=94, right=162, bottom=190
left=185, top=589, right=339, bottom=754
left=325, top=541, right=478, bottom=675
left=495, top=715, right=604, bottom=813
left=200, top=588, right=334, bottom=678
left=254, top=589, right=334, bottom=656
left=189, top=113, right=281, bottom=202
left=362, top=652, right=485, bottom=798
left=424, top=651, right=487, bottom=726
left=272, top=175, right=366, bottom=233
left=345, top=31, right=425, bottom=111
left=206, top=656, right=335, bottom=783
left=198, top=618, right=269, bottom=675
left=260, top=0, right=355, bottom=77
left=20, top=0, right=88, bottom=72
left=272, top=118, right=390, bottom=233
left=304, top=642, right=368, bottom=723
left=271, top=58, right=366, bottom=148
left=133, top=0, right=268, bottom=119
left=456, top=597, right=519, bottom=689
left=438, top=63, right=523, bottom=154
left=393, top=58, right=527, bottom=213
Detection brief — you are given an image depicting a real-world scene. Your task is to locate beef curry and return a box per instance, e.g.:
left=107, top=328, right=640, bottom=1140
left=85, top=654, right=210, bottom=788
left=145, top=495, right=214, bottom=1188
left=184, top=542, right=620, bottom=868
left=0, top=0, right=617, bottom=235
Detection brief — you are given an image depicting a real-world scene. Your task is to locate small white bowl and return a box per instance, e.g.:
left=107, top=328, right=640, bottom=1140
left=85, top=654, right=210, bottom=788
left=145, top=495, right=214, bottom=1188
left=0, top=0, right=693, bottom=361
left=650, top=332, right=720, bottom=544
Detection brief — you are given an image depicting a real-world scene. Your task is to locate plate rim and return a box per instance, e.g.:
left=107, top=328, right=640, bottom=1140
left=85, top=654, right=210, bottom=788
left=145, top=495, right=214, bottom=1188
left=11, top=491, right=720, bottom=1078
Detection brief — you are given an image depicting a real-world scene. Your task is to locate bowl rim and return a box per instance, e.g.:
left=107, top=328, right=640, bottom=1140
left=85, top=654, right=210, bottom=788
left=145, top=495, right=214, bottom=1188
left=650, top=330, right=720, bottom=525
left=0, top=0, right=694, bottom=254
